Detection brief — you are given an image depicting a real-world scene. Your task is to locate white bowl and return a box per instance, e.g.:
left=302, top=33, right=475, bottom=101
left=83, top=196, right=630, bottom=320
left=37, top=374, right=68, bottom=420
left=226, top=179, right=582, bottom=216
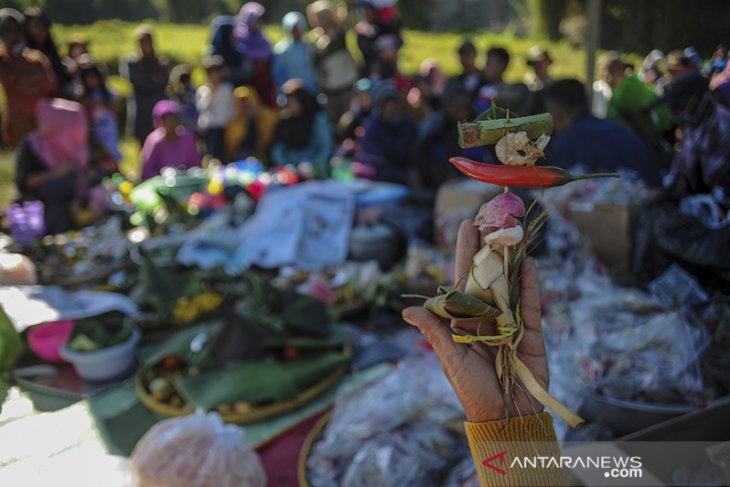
left=60, top=326, right=141, bottom=382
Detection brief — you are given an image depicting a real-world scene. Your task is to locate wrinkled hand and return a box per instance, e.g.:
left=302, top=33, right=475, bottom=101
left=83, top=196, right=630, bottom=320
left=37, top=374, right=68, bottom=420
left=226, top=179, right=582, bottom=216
left=402, top=220, right=549, bottom=423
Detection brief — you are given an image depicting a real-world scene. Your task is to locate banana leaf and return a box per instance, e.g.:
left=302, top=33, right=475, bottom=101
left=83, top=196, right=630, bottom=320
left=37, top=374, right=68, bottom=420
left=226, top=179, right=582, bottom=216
left=139, top=321, right=222, bottom=369
left=206, top=313, right=273, bottom=365
left=405, top=287, right=502, bottom=320
left=458, top=111, right=553, bottom=148
left=0, top=305, right=23, bottom=371
left=173, top=350, right=350, bottom=408
left=259, top=324, right=349, bottom=349
left=281, top=291, right=331, bottom=338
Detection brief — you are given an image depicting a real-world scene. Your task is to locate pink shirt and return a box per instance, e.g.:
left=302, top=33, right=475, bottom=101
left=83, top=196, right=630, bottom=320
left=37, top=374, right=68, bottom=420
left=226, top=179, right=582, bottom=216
left=140, top=126, right=202, bottom=180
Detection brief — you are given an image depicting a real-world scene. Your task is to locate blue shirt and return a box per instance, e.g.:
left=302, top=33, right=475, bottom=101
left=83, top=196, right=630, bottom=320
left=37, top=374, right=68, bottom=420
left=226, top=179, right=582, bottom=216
left=271, top=112, right=333, bottom=167
left=545, top=113, right=663, bottom=187
left=273, top=39, right=318, bottom=95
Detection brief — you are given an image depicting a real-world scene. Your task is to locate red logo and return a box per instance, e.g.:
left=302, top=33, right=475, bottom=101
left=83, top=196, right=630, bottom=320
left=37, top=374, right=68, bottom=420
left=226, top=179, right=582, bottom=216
left=483, top=450, right=508, bottom=475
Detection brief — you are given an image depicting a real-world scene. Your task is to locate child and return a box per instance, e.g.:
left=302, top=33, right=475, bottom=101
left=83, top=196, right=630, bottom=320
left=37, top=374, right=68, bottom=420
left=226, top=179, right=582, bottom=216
left=141, top=100, right=201, bottom=180
left=167, top=64, right=198, bottom=133
left=196, top=55, right=236, bottom=163
left=75, top=62, right=122, bottom=169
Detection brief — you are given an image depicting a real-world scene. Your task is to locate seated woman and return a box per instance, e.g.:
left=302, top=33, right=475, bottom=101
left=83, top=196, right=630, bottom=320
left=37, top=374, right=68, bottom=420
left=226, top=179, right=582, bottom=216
left=75, top=61, right=122, bottom=173
left=140, top=100, right=202, bottom=181
left=355, top=81, right=417, bottom=184
left=14, top=98, right=96, bottom=234
left=270, top=79, right=333, bottom=174
left=225, top=85, right=278, bottom=163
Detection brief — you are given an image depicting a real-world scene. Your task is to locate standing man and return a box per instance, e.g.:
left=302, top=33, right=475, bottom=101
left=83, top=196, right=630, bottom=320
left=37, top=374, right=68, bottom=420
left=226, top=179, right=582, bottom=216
left=524, top=46, right=553, bottom=91
left=120, top=25, right=169, bottom=144
left=475, top=47, right=510, bottom=113
left=0, top=8, right=56, bottom=150
left=450, top=40, right=484, bottom=101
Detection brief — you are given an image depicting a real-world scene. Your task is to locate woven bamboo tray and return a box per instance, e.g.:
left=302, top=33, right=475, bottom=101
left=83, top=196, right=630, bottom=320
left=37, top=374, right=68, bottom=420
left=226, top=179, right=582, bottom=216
left=136, top=363, right=347, bottom=424
left=297, top=411, right=331, bottom=487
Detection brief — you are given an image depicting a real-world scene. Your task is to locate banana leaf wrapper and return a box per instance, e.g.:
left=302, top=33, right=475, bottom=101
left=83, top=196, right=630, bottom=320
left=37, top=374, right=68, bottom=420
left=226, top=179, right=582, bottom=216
left=421, top=287, right=502, bottom=320
left=173, top=350, right=350, bottom=408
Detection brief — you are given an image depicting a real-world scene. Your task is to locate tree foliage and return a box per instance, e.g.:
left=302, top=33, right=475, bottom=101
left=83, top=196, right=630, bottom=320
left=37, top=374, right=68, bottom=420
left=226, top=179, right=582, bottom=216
left=532, top=0, right=729, bottom=55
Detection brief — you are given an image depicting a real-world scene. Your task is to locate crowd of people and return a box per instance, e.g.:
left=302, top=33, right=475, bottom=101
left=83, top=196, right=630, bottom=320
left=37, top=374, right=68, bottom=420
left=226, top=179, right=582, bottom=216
left=1, top=4, right=730, bottom=232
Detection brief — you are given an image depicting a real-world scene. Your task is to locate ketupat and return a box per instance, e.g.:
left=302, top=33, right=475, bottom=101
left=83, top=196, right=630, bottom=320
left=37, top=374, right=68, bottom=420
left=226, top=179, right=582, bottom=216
left=413, top=106, right=622, bottom=428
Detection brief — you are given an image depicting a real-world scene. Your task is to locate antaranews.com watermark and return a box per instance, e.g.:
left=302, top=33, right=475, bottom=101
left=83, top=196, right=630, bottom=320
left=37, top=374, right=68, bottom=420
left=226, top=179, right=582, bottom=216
left=480, top=441, right=728, bottom=486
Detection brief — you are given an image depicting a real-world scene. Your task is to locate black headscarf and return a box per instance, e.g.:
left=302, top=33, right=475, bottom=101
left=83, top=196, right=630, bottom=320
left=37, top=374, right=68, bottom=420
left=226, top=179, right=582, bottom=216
left=275, top=80, right=319, bottom=150
left=210, top=16, right=244, bottom=68
left=23, top=7, right=67, bottom=87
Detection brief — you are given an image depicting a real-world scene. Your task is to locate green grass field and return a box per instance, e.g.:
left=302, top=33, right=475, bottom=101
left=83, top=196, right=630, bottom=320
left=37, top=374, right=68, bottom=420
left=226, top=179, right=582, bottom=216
left=0, top=20, right=643, bottom=209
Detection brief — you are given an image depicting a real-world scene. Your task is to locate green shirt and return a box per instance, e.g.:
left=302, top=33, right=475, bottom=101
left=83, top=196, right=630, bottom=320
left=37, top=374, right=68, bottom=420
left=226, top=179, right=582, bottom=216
left=607, top=74, right=673, bottom=134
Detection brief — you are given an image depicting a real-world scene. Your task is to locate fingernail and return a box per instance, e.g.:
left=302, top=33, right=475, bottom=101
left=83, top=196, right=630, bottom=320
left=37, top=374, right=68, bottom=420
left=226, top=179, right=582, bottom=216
left=401, top=308, right=415, bottom=325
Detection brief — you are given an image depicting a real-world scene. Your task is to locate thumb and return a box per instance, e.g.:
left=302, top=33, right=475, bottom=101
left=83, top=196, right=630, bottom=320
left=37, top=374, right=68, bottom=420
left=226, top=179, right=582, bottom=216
left=402, top=307, right=464, bottom=362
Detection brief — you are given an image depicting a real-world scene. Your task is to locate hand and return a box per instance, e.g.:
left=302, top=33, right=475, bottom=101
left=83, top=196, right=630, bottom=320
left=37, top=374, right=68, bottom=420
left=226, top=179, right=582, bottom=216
left=402, top=220, right=549, bottom=423
left=52, top=163, right=75, bottom=178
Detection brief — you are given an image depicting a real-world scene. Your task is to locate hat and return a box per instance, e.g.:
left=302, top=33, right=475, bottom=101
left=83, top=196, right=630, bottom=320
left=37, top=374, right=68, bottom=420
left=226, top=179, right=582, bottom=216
left=152, top=100, right=180, bottom=120
left=23, top=6, right=49, bottom=24
left=526, top=46, right=552, bottom=65
left=458, top=40, right=476, bottom=55
left=683, top=47, right=703, bottom=71
left=306, top=0, right=345, bottom=30
left=202, top=54, right=224, bottom=70
left=282, top=11, right=307, bottom=33
left=169, top=64, right=191, bottom=84
left=0, top=8, right=23, bottom=33
left=656, top=72, right=709, bottom=107
left=134, top=24, right=153, bottom=41
left=67, top=32, right=89, bottom=48
left=666, top=50, right=692, bottom=71
left=371, top=81, right=400, bottom=108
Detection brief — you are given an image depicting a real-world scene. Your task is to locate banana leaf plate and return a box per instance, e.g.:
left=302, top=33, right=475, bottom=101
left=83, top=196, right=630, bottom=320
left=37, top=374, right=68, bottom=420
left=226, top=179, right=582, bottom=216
left=135, top=346, right=350, bottom=424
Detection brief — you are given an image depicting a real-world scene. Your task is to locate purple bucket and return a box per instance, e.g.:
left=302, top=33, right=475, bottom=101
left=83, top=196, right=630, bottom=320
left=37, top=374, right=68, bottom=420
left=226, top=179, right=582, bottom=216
left=8, top=201, right=45, bottom=245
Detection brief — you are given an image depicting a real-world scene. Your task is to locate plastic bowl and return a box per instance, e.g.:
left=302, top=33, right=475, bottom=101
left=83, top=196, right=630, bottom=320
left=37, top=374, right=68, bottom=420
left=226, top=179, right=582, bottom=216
left=27, top=320, right=75, bottom=363
left=60, top=326, right=141, bottom=382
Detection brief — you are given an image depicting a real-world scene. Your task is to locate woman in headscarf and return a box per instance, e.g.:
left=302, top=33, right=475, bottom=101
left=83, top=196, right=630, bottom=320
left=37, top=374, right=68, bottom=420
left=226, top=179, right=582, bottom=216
left=235, top=2, right=276, bottom=107
left=140, top=100, right=202, bottom=181
left=14, top=99, right=90, bottom=234
left=271, top=79, right=333, bottom=172
left=710, top=60, right=730, bottom=108
left=209, top=15, right=250, bottom=87
left=0, top=8, right=57, bottom=150
left=273, top=11, right=317, bottom=95
left=356, top=80, right=417, bottom=184
left=225, top=85, right=278, bottom=163
left=23, top=7, right=68, bottom=91
left=307, top=1, right=358, bottom=122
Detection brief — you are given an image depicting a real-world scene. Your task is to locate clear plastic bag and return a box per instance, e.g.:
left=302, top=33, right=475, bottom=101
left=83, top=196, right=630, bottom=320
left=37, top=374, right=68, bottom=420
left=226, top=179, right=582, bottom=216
left=597, top=311, right=711, bottom=404
left=341, top=423, right=461, bottom=487
left=129, top=410, right=266, bottom=487
left=307, top=353, right=466, bottom=487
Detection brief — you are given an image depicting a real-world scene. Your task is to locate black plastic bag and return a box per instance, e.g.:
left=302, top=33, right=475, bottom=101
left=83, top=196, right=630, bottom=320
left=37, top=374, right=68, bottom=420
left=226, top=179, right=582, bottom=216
left=633, top=202, right=730, bottom=292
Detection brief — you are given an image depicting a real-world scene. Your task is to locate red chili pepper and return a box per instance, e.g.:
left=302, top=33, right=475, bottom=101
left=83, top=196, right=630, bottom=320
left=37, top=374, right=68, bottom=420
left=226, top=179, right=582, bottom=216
left=449, top=157, right=620, bottom=188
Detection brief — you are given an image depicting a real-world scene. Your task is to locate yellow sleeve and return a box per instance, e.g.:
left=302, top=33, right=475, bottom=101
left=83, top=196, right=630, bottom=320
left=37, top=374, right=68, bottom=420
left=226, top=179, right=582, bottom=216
left=465, top=412, right=568, bottom=487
